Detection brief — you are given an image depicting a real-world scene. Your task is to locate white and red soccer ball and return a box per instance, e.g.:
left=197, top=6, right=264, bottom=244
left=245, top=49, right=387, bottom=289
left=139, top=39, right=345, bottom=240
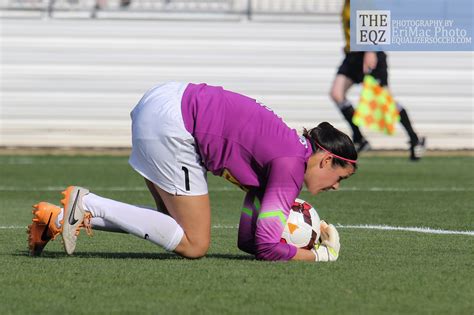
left=281, top=198, right=321, bottom=249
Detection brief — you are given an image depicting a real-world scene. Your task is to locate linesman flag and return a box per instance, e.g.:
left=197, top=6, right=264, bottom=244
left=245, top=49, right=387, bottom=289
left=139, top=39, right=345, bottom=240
left=352, top=75, right=400, bottom=135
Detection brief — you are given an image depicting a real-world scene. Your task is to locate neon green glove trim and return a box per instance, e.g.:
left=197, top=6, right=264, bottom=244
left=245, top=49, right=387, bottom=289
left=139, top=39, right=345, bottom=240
left=328, top=246, right=339, bottom=258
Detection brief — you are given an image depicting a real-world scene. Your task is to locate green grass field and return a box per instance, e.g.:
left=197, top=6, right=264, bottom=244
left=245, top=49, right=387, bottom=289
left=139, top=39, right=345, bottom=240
left=1, top=154, right=473, bottom=314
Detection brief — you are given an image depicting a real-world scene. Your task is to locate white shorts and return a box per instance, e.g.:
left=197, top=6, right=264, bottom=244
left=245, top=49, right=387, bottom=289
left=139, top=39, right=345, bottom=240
left=129, top=82, right=208, bottom=196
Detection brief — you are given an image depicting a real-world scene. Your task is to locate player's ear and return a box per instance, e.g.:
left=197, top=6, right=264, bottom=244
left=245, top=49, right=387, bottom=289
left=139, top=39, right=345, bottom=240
left=319, top=153, right=333, bottom=168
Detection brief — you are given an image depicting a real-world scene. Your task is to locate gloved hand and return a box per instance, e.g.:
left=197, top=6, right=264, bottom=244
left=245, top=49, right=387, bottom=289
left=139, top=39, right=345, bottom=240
left=311, top=221, right=340, bottom=262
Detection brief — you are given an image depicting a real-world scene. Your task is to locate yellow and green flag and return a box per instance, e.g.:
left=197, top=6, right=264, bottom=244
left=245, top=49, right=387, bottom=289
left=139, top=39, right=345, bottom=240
left=353, top=75, right=400, bottom=135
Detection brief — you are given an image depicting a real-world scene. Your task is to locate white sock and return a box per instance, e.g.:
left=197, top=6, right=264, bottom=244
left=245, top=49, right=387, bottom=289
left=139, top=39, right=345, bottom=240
left=90, top=217, right=125, bottom=233
left=90, top=205, right=160, bottom=233
left=82, top=193, right=184, bottom=251
left=55, top=208, right=143, bottom=233
left=55, top=206, right=144, bottom=233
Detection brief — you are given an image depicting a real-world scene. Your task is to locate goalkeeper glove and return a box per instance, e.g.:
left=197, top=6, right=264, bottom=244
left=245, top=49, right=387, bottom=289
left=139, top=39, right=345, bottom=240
left=311, top=222, right=340, bottom=262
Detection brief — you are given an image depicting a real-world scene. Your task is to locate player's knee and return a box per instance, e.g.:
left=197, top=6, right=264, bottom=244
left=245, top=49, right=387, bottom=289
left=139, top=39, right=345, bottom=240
left=183, top=245, right=209, bottom=259
left=180, top=239, right=209, bottom=259
left=330, top=88, right=344, bottom=104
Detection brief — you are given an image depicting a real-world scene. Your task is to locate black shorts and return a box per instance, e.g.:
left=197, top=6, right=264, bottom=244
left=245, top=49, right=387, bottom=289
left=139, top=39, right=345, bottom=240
left=337, top=52, right=388, bottom=86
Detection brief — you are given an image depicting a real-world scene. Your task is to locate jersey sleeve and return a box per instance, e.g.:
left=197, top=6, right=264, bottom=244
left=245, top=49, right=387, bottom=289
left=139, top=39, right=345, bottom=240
left=253, top=157, right=305, bottom=261
left=237, top=191, right=259, bottom=255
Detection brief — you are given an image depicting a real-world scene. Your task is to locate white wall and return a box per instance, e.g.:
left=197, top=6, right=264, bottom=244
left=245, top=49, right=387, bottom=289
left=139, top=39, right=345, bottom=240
left=1, top=17, right=473, bottom=149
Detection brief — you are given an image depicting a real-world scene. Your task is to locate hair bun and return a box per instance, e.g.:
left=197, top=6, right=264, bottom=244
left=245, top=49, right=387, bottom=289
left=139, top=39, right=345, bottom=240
left=317, top=122, right=334, bottom=130
left=303, top=121, right=358, bottom=167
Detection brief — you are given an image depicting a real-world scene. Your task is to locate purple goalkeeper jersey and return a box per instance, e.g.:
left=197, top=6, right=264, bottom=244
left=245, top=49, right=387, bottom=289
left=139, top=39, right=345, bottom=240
left=181, top=83, right=313, bottom=261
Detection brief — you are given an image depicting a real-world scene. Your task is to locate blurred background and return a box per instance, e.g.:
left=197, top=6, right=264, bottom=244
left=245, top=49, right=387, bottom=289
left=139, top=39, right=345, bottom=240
left=0, top=0, right=472, bottom=150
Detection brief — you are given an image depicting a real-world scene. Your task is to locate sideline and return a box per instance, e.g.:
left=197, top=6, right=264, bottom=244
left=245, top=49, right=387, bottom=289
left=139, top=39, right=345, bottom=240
left=0, top=186, right=472, bottom=192
left=0, top=147, right=473, bottom=157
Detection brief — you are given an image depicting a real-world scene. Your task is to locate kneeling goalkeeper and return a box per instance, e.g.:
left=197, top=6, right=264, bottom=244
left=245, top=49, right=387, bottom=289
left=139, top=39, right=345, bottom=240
left=28, top=82, right=354, bottom=262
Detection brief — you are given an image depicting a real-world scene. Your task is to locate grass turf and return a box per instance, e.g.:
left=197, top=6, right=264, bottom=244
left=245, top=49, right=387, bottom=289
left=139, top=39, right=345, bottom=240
left=0, top=155, right=473, bottom=314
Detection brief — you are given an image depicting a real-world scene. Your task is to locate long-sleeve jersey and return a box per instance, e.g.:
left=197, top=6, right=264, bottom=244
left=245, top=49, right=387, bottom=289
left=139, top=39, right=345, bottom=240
left=181, top=83, right=313, bottom=261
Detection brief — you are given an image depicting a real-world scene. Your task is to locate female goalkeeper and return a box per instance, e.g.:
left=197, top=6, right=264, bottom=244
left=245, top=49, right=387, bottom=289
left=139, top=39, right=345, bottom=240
left=28, top=82, right=356, bottom=262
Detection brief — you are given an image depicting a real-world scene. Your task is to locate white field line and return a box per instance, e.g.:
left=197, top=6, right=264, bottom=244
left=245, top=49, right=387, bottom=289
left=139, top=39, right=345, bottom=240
left=0, top=186, right=472, bottom=192
left=2, top=224, right=473, bottom=236
left=335, top=224, right=474, bottom=236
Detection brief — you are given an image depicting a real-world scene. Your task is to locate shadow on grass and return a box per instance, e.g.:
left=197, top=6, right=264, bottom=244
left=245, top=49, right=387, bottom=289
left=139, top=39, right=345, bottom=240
left=15, top=250, right=254, bottom=261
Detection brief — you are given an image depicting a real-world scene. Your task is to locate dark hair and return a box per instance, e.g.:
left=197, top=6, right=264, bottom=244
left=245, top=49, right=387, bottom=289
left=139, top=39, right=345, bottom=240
left=303, top=122, right=358, bottom=169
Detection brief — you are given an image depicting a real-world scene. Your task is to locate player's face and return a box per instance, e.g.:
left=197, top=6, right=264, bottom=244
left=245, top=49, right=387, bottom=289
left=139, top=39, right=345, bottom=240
left=304, top=153, right=355, bottom=195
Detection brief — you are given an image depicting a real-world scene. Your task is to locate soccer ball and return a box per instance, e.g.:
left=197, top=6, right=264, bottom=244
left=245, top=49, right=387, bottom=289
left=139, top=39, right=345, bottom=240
left=281, top=198, right=321, bottom=249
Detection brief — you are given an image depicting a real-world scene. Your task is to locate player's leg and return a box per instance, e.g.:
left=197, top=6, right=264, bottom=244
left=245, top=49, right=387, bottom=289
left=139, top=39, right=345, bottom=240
left=76, top=178, right=209, bottom=259
left=89, top=217, right=125, bottom=233
left=60, top=82, right=208, bottom=256
left=330, top=73, right=369, bottom=152
left=89, top=179, right=167, bottom=232
left=61, top=186, right=185, bottom=255
left=67, top=169, right=209, bottom=258
left=138, top=131, right=211, bottom=258
left=397, top=104, right=418, bottom=144
left=331, top=53, right=370, bottom=152
left=27, top=200, right=127, bottom=256
left=376, top=53, right=425, bottom=160
left=145, top=178, right=169, bottom=215
left=330, top=73, right=354, bottom=104
left=396, top=103, right=425, bottom=160
left=126, top=81, right=210, bottom=257
left=150, top=183, right=211, bottom=258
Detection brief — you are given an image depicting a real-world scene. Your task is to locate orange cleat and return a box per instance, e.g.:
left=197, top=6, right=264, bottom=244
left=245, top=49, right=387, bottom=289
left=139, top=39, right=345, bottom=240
left=27, top=200, right=93, bottom=257
left=27, top=202, right=62, bottom=256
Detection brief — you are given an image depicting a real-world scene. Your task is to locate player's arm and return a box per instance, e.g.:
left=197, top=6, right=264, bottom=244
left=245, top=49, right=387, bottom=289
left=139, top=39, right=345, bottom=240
left=237, top=191, right=259, bottom=255
left=253, top=157, right=303, bottom=261
left=292, top=248, right=320, bottom=261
